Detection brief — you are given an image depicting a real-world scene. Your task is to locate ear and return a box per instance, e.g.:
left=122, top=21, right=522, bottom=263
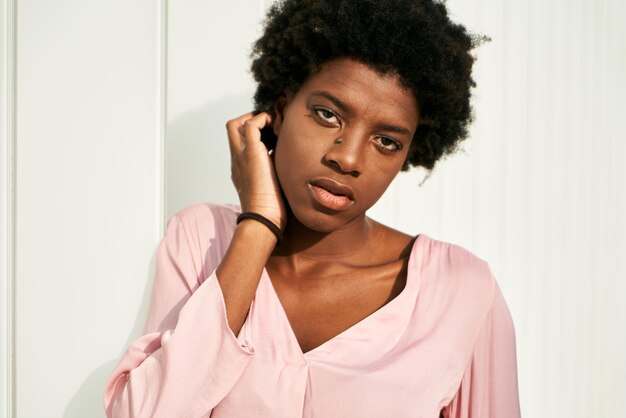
left=272, top=94, right=289, bottom=136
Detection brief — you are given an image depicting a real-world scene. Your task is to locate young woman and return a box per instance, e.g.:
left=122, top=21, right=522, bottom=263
left=104, top=0, right=520, bottom=416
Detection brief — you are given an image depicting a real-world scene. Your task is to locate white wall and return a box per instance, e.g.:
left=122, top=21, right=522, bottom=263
left=1, top=0, right=625, bottom=417
left=2, top=0, right=166, bottom=416
left=165, top=0, right=267, bottom=219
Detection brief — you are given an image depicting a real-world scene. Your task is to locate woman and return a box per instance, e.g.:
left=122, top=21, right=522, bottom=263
left=104, top=0, right=520, bottom=416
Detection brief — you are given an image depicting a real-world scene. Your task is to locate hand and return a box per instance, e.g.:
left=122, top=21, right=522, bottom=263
left=226, top=112, right=287, bottom=230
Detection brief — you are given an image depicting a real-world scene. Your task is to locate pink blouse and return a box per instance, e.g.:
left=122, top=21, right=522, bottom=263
left=103, top=203, right=520, bottom=417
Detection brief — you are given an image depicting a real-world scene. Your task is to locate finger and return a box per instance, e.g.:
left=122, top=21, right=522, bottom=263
left=242, top=112, right=272, bottom=146
left=226, top=112, right=255, bottom=153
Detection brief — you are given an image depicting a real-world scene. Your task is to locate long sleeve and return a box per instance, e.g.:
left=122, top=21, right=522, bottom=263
left=103, top=208, right=255, bottom=418
left=442, top=279, right=521, bottom=418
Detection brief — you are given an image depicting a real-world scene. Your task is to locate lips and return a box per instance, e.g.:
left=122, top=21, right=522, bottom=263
left=307, top=177, right=356, bottom=211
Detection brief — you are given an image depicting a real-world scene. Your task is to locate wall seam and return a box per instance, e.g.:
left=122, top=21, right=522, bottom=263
left=0, top=0, right=17, bottom=416
left=158, top=0, right=168, bottom=236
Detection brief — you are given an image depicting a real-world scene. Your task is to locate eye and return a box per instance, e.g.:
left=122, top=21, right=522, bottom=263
left=313, top=107, right=340, bottom=126
left=373, top=136, right=402, bottom=153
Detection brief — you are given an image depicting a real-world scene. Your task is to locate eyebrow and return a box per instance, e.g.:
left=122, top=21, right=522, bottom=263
left=311, top=90, right=352, bottom=114
left=310, top=90, right=413, bottom=136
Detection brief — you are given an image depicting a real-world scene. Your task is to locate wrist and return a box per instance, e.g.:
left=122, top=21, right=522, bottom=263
left=240, top=205, right=284, bottom=231
left=236, top=212, right=282, bottom=245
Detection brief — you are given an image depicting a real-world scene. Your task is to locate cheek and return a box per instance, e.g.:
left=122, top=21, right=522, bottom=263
left=355, top=162, right=403, bottom=207
left=273, top=136, right=307, bottom=198
left=274, top=127, right=325, bottom=179
left=274, top=135, right=300, bottom=181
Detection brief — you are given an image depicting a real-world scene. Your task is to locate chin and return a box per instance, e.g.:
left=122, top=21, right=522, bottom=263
left=287, top=199, right=363, bottom=234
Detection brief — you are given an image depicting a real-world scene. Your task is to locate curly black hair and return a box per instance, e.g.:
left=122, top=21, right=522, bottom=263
left=250, top=0, right=488, bottom=173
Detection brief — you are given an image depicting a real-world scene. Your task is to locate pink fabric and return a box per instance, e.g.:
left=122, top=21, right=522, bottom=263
left=103, top=203, right=520, bottom=418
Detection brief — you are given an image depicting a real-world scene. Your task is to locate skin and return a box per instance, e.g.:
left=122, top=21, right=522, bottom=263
left=219, top=57, right=420, bottom=353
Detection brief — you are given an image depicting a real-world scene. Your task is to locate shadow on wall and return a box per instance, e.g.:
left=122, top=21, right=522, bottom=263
left=166, top=93, right=256, bottom=219
left=63, top=245, right=159, bottom=418
left=63, top=94, right=254, bottom=417
left=64, top=360, right=118, bottom=418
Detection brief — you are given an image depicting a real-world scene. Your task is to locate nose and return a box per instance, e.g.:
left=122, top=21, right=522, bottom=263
left=323, top=131, right=365, bottom=176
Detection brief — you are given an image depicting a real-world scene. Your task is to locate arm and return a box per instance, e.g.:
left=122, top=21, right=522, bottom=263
left=104, top=112, right=283, bottom=417
left=442, top=280, right=521, bottom=418
left=103, top=212, right=260, bottom=418
left=220, top=110, right=286, bottom=335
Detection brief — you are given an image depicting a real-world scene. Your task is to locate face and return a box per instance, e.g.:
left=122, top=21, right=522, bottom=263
left=272, top=58, right=420, bottom=232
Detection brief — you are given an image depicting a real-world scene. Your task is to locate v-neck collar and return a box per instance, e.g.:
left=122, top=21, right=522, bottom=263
left=258, top=234, right=425, bottom=363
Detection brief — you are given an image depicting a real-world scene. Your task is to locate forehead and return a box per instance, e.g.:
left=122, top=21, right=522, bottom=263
left=294, top=58, right=419, bottom=126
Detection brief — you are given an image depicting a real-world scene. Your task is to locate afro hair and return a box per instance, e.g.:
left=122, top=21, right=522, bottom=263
left=250, top=0, right=488, bottom=172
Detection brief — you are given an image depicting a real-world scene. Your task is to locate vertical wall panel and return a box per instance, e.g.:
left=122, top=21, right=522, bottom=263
left=1, top=0, right=16, bottom=416
left=15, top=0, right=165, bottom=416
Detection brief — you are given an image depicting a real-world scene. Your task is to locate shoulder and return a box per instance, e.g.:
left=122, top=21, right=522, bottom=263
left=408, top=235, right=510, bottom=363
left=414, top=234, right=497, bottom=315
left=172, top=202, right=241, bottom=229
left=168, top=202, right=242, bottom=281
left=417, top=235, right=495, bottom=288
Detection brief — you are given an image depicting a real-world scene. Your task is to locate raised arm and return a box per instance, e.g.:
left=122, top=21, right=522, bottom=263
left=219, top=111, right=286, bottom=336
left=104, top=111, right=286, bottom=417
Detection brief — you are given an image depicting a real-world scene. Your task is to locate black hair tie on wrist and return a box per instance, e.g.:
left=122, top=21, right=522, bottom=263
left=236, top=212, right=282, bottom=244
